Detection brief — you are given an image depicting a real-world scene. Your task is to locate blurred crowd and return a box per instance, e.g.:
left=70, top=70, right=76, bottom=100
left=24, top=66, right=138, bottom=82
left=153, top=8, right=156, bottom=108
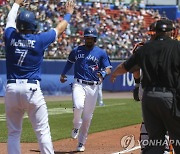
left=0, top=0, right=179, bottom=59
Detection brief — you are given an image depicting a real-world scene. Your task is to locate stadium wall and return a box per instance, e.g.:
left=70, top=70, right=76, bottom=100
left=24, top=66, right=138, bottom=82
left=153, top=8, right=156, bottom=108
left=146, top=5, right=178, bottom=20
left=0, top=59, right=135, bottom=96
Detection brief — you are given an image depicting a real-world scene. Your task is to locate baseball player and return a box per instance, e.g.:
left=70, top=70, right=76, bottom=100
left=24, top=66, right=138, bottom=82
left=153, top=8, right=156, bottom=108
left=60, top=27, right=112, bottom=152
left=4, top=0, right=74, bottom=153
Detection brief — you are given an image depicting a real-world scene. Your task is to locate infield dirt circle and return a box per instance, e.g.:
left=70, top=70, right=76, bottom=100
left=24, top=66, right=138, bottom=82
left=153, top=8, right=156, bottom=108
left=0, top=92, right=141, bottom=154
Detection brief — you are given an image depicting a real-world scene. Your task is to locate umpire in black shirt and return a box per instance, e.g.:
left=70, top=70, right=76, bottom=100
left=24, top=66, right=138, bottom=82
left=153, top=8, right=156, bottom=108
left=111, top=19, right=180, bottom=154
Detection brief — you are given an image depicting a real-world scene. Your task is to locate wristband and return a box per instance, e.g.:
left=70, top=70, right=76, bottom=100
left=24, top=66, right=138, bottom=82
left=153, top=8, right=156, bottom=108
left=134, top=78, right=140, bottom=84
left=63, top=13, right=72, bottom=23
left=100, top=71, right=107, bottom=79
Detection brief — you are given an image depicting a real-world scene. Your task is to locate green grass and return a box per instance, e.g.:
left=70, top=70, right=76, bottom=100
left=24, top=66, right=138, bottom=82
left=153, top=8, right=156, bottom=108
left=0, top=98, right=142, bottom=143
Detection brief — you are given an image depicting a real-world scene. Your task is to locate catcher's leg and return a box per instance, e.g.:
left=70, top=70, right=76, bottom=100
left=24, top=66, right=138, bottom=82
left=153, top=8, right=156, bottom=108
left=139, top=122, right=149, bottom=151
left=169, top=144, right=174, bottom=154
left=164, top=133, right=174, bottom=154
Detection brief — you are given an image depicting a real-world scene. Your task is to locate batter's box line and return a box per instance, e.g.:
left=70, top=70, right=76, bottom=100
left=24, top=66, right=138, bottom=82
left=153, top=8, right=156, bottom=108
left=30, top=149, right=81, bottom=153
left=112, top=145, right=141, bottom=154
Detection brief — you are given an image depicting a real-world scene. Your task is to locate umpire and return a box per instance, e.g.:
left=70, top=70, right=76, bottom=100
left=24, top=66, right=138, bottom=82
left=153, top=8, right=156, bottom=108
left=111, top=19, right=180, bottom=154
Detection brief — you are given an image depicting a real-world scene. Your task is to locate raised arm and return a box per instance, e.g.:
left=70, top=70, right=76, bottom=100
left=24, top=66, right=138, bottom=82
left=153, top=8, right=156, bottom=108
left=6, top=0, right=24, bottom=29
left=55, top=0, right=75, bottom=36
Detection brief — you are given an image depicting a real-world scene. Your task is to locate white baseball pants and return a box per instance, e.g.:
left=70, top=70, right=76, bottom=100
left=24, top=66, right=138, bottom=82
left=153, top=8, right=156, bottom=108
left=97, top=83, right=103, bottom=106
left=72, top=80, right=98, bottom=145
left=5, top=79, right=54, bottom=154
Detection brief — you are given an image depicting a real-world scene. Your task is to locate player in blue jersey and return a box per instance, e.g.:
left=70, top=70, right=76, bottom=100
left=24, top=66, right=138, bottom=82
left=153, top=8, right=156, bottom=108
left=60, top=27, right=112, bottom=152
left=4, top=0, right=74, bottom=153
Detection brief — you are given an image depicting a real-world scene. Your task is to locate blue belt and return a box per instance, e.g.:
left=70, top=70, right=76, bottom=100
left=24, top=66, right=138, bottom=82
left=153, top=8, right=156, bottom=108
left=7, top=79, right=37, bottom=84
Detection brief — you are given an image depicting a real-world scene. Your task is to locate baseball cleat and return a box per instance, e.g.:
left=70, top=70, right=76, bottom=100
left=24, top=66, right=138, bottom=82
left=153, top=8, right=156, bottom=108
left=77, top=143, right=85, bottom=152
left=99, top=103, right=105, bottom=106
left=71, top=128, right=79, bottom=139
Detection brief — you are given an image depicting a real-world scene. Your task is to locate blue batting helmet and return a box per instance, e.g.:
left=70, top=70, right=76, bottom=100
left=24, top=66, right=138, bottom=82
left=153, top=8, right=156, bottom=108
left=16, top=10, right=38, bottom=32
left=84, top=27, right=98, bottom=38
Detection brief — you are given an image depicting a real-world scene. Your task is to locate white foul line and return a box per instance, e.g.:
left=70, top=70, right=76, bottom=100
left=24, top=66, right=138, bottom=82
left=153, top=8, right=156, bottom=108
left=112, top=145, right=141, bottom=154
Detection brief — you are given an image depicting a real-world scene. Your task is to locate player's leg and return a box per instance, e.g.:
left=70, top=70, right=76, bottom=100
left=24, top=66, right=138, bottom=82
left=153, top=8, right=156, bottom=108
left=169, top=143, right=174, bottom=154
left=139, top=122, right=149, bottom=151
left=26, top=83, right=54, bottom=154
left=28, top=103, right=54, bottom=154
left=142, top=91, right=167, bottom=154
left=5, top=84, right=24, bottom=154
left=140, top=123, right=173, bottom=154
left=152, top=92, right=180, bottom=154
left=97, top=83, right=104, bottom=106
left=164, top=115, right=180, bottom=153
left=77, top=85, right=98, bottom=147
left=164, top=133, right=174, bottom=154
left=71, top=82, right=85, bottom=138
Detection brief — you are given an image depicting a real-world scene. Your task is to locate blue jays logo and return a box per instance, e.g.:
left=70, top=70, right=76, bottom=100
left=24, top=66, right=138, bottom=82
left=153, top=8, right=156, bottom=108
left=89, top=64, right=99, bottom=71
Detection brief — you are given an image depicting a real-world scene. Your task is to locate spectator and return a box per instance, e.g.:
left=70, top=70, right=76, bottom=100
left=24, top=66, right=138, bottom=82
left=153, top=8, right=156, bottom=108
left=0, top=0, right=163, bottom=60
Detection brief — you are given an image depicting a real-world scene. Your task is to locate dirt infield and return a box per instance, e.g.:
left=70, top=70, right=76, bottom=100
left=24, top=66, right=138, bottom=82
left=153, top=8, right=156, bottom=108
left=0, top=124, right=141, bottom=154
left=0, top=92, right=141, bottom=154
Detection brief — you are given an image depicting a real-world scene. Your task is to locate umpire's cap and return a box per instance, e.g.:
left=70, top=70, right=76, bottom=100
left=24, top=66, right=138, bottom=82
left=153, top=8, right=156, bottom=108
left=84, top=27, right=98, bottom=38
left=154, top=19, right=174, bottom=32
left=16, top=10, right=38, bottom=32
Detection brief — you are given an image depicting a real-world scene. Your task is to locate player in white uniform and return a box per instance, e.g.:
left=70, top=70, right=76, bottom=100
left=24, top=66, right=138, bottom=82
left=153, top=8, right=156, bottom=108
left=60, top=27, right=112, bottom=152
left=4, top=0, right=74, bottom=153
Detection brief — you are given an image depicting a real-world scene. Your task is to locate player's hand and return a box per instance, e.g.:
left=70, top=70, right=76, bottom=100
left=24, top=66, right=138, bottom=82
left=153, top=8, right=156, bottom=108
left=97, top=72, right=103, bottom=84
left=65, top=0, right=75, bottom=14
left=15, top=0, right=24, bottom=5
left=60, top=74, right=67, bottom=83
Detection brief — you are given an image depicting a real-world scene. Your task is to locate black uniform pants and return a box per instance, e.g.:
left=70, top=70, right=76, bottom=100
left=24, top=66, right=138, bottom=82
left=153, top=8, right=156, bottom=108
left=142, top=89, right=180, bottom=154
